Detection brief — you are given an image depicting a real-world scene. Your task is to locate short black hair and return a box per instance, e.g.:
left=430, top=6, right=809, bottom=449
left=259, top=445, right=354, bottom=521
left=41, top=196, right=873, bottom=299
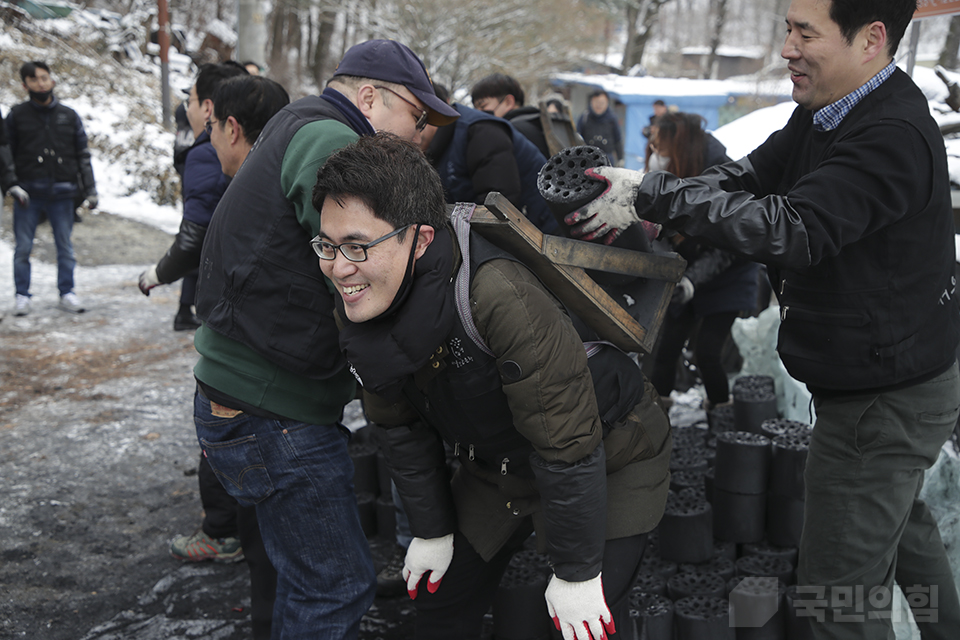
left=433, top=82, right=451, bottom=104
left=313, top=133, right=449, bottom=234
left=213, top=76, right=290, bottom=145
left=20, top=60, right=50, bottom=82
left=470, top=73, right=525, bottom=107
left=588, top=88, right=609, bottom=100
left=195, top=63, right=248, bottom=104
left=828, top=0, right=917, bottom=56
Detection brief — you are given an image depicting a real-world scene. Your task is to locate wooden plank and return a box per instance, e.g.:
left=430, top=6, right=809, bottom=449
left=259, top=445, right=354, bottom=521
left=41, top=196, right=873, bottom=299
left=541, top=234, right=686, bottom=280
left=465, top=193, right=684, bottom=353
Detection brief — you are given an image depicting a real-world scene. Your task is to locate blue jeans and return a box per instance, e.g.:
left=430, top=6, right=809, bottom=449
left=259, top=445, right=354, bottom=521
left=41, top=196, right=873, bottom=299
left=13, top=196, right=76, bottom=296
left=193, top=389, right=376, bottom=640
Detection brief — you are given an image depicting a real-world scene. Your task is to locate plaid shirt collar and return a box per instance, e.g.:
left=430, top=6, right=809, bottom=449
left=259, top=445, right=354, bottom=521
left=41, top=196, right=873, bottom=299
left=812, top=61, right=896, bottom=132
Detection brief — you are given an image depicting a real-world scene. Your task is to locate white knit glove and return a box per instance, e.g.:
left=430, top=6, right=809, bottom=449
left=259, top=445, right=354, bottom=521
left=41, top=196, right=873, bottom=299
left=672, top=276, right=695, bottom=304
left=8, top=185, right=29, bottom=206
left=138, top=265, right=161, bottom=296
left=544, top=572, right=615, bottom=640
left=564, top=166, right=644, bottom=244
left=402, top=534, right=454, bottom=599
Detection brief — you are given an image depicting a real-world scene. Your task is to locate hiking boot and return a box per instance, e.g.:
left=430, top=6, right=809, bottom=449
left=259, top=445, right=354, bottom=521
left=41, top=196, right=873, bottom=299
left=14, top=295, right=31, bottom=317
left=58, top=292, right=85, bottom=314
left=173, top=306, right=201, bottom=331
left=376, top=545, right=407, bottom=597
left=170, top=530, right=244, bottom=563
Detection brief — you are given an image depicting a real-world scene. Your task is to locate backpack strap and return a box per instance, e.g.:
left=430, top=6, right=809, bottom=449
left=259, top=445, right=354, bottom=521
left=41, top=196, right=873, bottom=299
left=450, top=203, right=497, bottom=357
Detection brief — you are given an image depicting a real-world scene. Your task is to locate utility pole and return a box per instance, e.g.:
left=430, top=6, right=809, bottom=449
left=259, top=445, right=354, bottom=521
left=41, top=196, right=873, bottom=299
left=158, top=0, right=171, bottom=129
left=237, top=0, right=268, bottom=68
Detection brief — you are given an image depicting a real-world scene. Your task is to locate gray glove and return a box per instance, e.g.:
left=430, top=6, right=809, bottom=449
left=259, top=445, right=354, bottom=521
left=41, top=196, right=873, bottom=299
left=672, top=276, right=694, bottom=305
left=8, top=185, right=29, bottom=206
left=564, top=166, right=644, bottom=244
left=83, top=194, right=98, bottom=210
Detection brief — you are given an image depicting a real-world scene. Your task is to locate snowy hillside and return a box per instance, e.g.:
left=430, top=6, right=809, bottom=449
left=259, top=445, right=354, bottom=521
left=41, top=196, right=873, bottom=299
left=1, top=10, right=192, bottom=233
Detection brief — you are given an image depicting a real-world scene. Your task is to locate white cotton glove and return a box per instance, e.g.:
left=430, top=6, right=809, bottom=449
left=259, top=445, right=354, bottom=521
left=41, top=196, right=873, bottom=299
left=138, top=265, right=161, bottom=296
left=402, top=533, right=454, bottom=599
left=8, top=185, right=29, bottom=206
left=82, top=194, right=98, bottom=210
left=564, top=166, right=645, bottom=245
left=672, top=276, right=695, bottom=305
left=544, top=572, right=616, bottom=640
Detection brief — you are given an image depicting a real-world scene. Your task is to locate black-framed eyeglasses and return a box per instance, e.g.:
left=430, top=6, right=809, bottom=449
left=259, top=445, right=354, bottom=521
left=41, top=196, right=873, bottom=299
left=204, top=118, right=220, bottom=135
left=374, top=85, right=429, bottom=131
left=311, top=225, right=410, bottom=262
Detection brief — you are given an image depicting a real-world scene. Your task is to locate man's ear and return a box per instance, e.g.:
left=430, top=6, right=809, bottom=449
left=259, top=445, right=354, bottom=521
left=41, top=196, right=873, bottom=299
left=226, top=116, right=243, bottom=146
left=502, top=94, right=517, bottom=111
left=413, top=225, right=436, bottom=260
left=862, top=20, right=888, bottom=63
left=202, top=98, right=215, bottom=121
left=356, top=84, right=379, bottom=118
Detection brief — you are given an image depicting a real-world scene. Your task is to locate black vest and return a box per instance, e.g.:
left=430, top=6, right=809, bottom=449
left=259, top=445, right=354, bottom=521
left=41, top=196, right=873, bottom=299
left=9, top=101, right=80, bottom=185
left=197, top=97, right=352, bottom=378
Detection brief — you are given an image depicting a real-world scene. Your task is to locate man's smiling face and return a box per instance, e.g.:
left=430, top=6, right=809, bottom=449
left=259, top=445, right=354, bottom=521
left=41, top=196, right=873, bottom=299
left=781, top=0, right=867, bottom=112
left=317, top=195, right=413, bottom=323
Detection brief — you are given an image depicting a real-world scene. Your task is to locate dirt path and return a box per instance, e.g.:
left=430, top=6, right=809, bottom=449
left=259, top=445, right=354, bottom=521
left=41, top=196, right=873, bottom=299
left=0, top=207, right=417, bottom=639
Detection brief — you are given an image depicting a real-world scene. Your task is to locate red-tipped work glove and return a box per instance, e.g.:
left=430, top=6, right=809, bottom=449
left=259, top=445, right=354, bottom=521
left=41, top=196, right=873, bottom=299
left=544, top=573, right=616, bottom=640
left=138, top=266, right=160, bottom=296
left=402, top=533, right=454, bottom=599
left=8, top=185, right=30, bottom=206
left=564, top=166, right=646, bottom=245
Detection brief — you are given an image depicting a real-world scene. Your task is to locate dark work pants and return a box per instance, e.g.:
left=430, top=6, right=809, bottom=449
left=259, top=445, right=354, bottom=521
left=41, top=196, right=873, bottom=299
left=799, top=361, right=960, bottom=639
left=651, top=306, right=738, bottom=405
left=413, top=522, right=647, bottom=640
left=180, top=270, right=198, bottom=307
left=198, top=453, right=239, bottom=539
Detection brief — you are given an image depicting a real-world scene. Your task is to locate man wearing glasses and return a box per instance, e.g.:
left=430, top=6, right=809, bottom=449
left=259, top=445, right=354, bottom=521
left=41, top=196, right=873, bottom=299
left=190, top=40, right=458, bottom=639
left=138, top=62, right=246, bottom=332
left=313, top=132, right=670, bottom=640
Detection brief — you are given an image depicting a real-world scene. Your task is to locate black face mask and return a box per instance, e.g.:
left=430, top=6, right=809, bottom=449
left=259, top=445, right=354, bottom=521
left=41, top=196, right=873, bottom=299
left=29, top=89, right=53, bottom=103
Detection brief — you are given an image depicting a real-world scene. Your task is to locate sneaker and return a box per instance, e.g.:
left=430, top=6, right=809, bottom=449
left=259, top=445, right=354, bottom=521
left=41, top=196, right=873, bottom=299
left=170, top=530, right=244, bottom=563
left=173, top=306, right=201, bottom=331
left=14, top=295, right=30, bottom=316
left=58, top=292, right=85, bottom=314
left=376, top=545, right=407, bottom=597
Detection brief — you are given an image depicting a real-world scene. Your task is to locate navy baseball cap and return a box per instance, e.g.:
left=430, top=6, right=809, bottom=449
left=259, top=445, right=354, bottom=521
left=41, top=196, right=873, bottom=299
left=333, top=39, right=459, bottom=126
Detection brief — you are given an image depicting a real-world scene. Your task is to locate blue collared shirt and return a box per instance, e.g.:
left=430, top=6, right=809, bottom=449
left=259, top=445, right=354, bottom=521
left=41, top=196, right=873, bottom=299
left=812, top=61, right=896, bottom=132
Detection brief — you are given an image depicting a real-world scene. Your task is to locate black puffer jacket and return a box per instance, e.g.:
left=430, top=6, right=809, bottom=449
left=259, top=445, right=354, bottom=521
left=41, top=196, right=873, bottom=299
left=351, top=230, right=671, bottom=581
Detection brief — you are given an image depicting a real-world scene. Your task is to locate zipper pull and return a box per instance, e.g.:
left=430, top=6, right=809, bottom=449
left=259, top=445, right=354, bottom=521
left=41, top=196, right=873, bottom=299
left=780, top=279, right=786, bottom=295
left=468, top=445, right=475, bottom=461
left=780, top=305, right=789, bottom=321
left=501, top=458, right=509, bottom=475
left=454, top=442, right=460, bottom=457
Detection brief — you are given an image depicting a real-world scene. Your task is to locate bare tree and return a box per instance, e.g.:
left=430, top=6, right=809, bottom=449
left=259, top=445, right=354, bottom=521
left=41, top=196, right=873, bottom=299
left=940, top=15, right=960, bottom=70
left=704, top=0, right=728, bottom=78
left=622, top=0, right=676, bottom=73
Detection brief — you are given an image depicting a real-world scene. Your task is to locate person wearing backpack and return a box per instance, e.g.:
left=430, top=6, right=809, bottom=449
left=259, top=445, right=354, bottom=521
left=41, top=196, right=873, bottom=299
left=312, top=132, right=671, bottom=640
